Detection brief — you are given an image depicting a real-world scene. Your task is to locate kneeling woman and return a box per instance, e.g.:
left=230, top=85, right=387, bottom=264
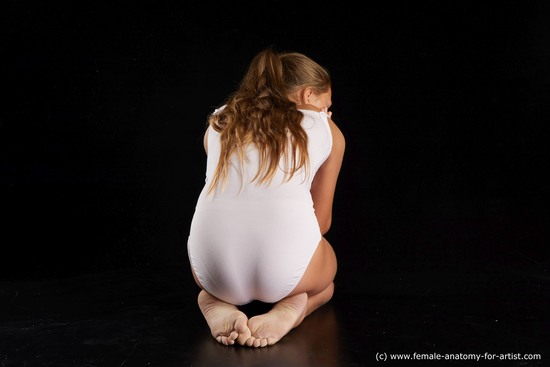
left=187, top=48, right=345, bottom=347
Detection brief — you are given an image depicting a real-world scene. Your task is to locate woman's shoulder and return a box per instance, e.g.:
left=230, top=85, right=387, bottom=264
left=297, top=105, right=332, bottom=126
left=327, top=117, right=345, bottom=151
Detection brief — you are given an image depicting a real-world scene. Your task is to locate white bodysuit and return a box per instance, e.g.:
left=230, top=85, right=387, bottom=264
left=187, top=108, right=333, bottom=305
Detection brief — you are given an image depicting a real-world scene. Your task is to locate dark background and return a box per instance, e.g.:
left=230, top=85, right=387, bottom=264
left=2, top=2, right=549, bottom=290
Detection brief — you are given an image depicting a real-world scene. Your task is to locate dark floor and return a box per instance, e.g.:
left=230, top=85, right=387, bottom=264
left=1, top=266, right=548, bottom=366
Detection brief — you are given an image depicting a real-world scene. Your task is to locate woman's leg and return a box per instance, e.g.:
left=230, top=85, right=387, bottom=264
left=245, top=237, right=337, bottom=347
left=291, top=236, right=337, bottom=315
left=191, top=267, right=252, bottom=345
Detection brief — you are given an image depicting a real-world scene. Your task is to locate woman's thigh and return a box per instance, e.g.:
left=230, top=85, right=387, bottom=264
left=289, top=237, right=337, bottom=297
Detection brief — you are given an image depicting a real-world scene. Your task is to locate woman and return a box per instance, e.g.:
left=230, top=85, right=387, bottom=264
left=187, top=47, right=345, bottom=347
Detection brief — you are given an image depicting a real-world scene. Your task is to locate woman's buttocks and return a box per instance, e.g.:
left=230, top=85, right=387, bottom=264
left=189, top=195, right=322, bottom=304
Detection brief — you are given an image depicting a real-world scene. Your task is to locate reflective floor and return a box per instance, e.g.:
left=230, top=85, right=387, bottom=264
left=1, top=266, right=548, bottom=366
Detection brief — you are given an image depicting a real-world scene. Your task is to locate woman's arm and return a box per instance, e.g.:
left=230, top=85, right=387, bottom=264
left=310, top=118, right=346, bottom=235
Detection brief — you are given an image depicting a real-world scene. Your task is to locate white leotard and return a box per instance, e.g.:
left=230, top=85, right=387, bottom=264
left=187, top=108, right=333, bottom=305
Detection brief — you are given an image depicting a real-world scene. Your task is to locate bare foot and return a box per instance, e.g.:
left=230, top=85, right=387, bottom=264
left=197, top=290, right=251, bottom=346
left=245, top=293, right=308, bottom=347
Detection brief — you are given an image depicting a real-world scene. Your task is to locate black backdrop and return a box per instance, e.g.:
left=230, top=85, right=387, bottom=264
left=2, top=3, right=549, bottom=287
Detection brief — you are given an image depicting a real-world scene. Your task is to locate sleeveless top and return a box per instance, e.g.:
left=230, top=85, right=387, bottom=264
left=199, top=107, right=333, bottom=204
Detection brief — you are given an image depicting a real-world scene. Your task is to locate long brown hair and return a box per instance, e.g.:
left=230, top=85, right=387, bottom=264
left=207, top=48, right=331, bottom=194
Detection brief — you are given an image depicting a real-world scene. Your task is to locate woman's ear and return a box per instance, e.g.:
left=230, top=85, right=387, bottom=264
left=301, top=87, right=314, bottom=104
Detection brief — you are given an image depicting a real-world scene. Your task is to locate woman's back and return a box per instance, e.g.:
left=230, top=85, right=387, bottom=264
left=199, top=108, right=332, bottom=204
left=188, top=107, right=333, bottom=305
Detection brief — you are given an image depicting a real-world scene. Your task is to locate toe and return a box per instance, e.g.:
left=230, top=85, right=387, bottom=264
left=236, top=325, right=251, bottom=345
left=229, top=331, right=239, bottom=341
left=235, top=316, right=249, bottom=333
left=218, top=336, right=233, bottom=346
left=237, top=332, right=251, bottom=346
